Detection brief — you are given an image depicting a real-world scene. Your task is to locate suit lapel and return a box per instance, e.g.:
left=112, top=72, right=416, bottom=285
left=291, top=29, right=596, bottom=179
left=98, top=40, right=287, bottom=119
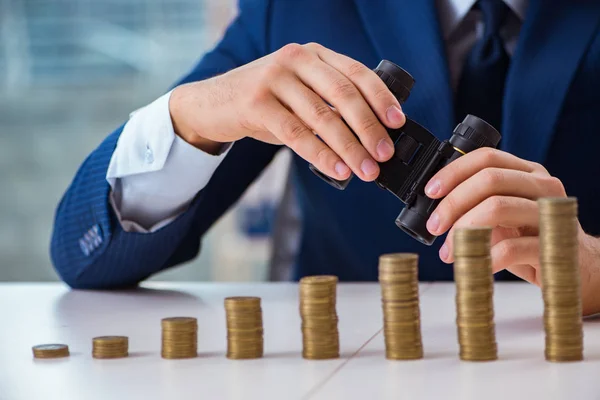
left=503, top=0, right=600, bottom=163
left=353, top=0, right=454, bottom=139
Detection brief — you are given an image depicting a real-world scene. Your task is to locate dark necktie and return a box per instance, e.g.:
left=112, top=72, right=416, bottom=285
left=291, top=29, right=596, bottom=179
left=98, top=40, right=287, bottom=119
left=455, top=0, right=518, bottom=281
left=454, top=0, right=511, bottom=132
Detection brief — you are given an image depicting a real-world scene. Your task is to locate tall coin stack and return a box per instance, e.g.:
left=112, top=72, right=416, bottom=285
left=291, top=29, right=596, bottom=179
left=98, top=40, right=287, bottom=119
left=92, top=336, right=128, bottom=359
left=299, top=275, right=340, bottom=360
left=453, top=227, right=498, bottom=361
left=538, top=197, right=583, bottom=362
left=161, top=317, right=198, bottom=359
left=378, top=253, right=423, bottom=360
left=225, top=297, right=264, bottom=359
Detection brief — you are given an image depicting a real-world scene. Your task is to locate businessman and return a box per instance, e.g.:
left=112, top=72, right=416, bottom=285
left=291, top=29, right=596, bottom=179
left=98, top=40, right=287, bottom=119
left=51, top=0, right=600, bottom=314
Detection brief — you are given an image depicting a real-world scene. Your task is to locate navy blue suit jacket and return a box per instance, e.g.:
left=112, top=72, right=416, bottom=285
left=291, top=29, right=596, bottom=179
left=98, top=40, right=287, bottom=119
left=50, top=0, right=600, bottom=289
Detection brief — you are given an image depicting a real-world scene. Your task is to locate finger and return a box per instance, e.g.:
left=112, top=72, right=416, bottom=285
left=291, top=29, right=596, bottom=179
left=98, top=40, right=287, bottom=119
left=504, top=264, right=539, bottom=286
left=491, top=236, right=539, bottom=274
left=440, top=196, right=539, bottom=263
left=491, top=236, right=541, bottom=285
left=278, top=45, right=394, bottom=164
left=270, top=70, right=379, bottom=181
left=425, top=148, right=549, bottom=199
left=306, top=43, right=406, bottom=129
left=427, top=168, right=565, bottom=236
left=261, top=100, right=350, bottom=180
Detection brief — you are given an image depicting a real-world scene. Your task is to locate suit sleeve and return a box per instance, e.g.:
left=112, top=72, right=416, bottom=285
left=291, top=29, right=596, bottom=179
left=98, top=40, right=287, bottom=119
left=50, top=0, right=280, bottom=289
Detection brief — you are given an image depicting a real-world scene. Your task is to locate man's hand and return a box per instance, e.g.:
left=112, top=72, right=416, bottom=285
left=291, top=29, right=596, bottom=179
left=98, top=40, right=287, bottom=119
left=169, top=42, right=406, bottom=182
left=424, top=148, right=600, bottom=315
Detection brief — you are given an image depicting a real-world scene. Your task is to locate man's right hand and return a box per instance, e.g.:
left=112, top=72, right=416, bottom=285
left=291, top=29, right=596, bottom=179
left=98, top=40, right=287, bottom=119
left=169, top=42, right=406, bottom=182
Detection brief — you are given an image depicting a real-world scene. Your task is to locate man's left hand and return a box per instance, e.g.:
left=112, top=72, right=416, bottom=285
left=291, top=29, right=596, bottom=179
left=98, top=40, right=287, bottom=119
left=424, top=148, right=600, bottom=315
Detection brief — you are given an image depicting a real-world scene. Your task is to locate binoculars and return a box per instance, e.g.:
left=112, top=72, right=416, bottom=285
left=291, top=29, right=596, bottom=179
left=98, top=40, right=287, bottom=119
left=309, top=60, right=501, bottom=246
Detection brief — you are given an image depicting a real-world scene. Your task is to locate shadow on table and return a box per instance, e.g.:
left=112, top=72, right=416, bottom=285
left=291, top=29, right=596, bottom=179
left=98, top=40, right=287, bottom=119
left=52, top=286, right=203, bottom=326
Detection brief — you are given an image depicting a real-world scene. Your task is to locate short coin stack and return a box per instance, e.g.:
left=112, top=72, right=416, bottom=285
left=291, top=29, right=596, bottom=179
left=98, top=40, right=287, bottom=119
left=299, top=275, right=340, bottom=360
left=225, top=297, right=264, bottom=359
left=538, top=197, right=584, bottom=362
left=92, top=336, right=128, bottom=359
left=161, top=317, right=198, bottom=359
left=453, top=227, right=498, bottom=361
left=378, top=253, right=423, bottom=360
left=32, top=344, right=70, bottom=359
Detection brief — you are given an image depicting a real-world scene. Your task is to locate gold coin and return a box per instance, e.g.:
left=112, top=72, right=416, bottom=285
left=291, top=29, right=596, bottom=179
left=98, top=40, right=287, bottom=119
left=378, top=253, right=423, bottom=360
left=452, top=227, right=497, bottom=362
left=538, top=197, right=584, bottom=363
left=299, top=275, right=340, bottom=360
left=161, top=317, right=197, bottom=359
left=225, top=296, right=264, bottom=360
left=32, top=344, right=70, bottom=359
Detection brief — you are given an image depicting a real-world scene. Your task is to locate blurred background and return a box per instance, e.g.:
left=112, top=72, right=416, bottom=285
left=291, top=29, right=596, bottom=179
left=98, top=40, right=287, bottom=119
left=0, top=0, right=297, bottom=283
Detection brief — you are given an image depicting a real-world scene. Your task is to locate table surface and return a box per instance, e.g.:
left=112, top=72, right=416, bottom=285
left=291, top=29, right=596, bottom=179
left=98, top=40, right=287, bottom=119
left=0, top=282, right=599, bottom=400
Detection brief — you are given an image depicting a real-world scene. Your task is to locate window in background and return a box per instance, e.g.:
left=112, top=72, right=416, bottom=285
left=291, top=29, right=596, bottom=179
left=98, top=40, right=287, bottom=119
left=0, top=0, right=292, bottom=283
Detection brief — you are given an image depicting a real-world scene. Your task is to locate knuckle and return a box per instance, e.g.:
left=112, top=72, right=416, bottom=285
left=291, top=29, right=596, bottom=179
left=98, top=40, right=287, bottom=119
left=279, top=43, right=306, bottom=60
left=359, top=116, right=382, bottom=136
left=304, top=42, right=323, bottom=52
left=281, top=118, right=308, bottom=142
left=482, top=168, right=504, bottom=185
left=479, top=148, right=499, bottom=165
left=495, top=240, right=515, bottom=263
left=262, top=62, right=285, bottom=79
left=442, top=194, right=459, bottom=215
left=247, top=87, right=271, bottom=108
left=530, top=161, right=548, bottom=174
left=330, top=78, right=358, bottom=101
left=545, top=176, right=566, bottom=195
left=342, top=138, right=363, bottom=155
left=315, top=146, right=332, bottom=165
left=311, top=101, right=337, bottom=124
left=346, top=61, right=367, bottom=78
left=486, top=196, right=507, bottom=215
left=373, top=85, right=394, bottom=102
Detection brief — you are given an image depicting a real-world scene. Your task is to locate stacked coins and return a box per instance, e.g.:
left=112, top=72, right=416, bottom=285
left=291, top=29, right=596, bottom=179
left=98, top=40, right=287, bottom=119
left=299, top=275, right=340, bottom=359
left=225, top=297, right=264, bottom=359
left=453, top=227, right=498, bottom=361
left=92, top=336, right=128, bottom=359
left=161, top=317, right=198, bottom=359
left=32, top=344, right=70, bottom=359
left=378, top=253, right=423, bottom=360
left=538, top=197, right=583, bottom=362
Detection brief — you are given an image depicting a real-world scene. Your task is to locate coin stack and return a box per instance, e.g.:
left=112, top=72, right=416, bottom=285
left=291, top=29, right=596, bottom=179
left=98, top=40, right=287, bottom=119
left=378, top=253, right=423, bottom=360
left=32, top=344, right=70, bottom=359
left=299, top=275, right=340, bottom=360
left=92, top=336, right=129, bottom=359
left=161, top=317, right=198, bottom=359
left=453, top=227, right=498, bottom=361
left=224, top=297, right=264, bottom=359
left=539, top=197, right=583, bottom=362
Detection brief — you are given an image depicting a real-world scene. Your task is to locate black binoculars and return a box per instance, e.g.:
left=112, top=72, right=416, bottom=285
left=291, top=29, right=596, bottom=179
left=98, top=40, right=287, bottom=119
left=309, top=60, right=501, bottom=246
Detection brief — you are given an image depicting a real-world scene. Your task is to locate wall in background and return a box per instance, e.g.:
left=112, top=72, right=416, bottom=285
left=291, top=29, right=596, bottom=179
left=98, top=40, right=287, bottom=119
left=0, top=0, right=293, bottom=283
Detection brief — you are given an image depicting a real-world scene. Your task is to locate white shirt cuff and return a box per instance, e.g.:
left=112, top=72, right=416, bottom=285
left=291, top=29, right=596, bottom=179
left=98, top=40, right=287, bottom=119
left=106, top=90, right=232, bottom=233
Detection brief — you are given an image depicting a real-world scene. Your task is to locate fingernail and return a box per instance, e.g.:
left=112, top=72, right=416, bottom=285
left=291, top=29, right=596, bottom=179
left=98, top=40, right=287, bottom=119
left=335, top=161, right=350, bottom=177
left=439, top=243, right=449, bottom=261
left=386, top=105, right=404, bottom=126
left=427, top=212, right=440, bottom=234
left=425, top=180, right=441, bottom=197
left=376, top=139, right=394, bottom=160
left=361, top=158, right=378, bottom=176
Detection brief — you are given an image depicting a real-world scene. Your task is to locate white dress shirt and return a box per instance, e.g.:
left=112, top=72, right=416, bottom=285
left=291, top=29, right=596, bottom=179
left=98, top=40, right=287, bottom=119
left=106, top=0, right=528, bottom=233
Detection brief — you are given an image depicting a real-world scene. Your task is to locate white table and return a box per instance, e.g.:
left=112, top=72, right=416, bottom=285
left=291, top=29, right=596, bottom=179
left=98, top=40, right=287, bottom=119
left=0, top=282, right=598, bottom=400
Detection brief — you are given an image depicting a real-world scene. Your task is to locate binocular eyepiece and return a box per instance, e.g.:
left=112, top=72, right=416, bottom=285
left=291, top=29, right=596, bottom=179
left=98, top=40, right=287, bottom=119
left=309, top=60, right=501, bottom=246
